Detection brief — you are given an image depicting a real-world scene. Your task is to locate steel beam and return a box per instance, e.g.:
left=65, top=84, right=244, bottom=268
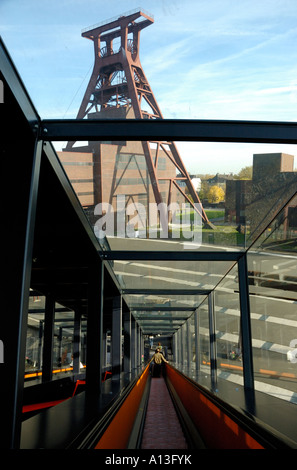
left=102, top=250, right=241, bottom=261
left=42, top=294, right=55, bottom=383
left=131, top=306, right=195, bottom=312
left=208, top=291, right=217, bottom=390
left=73, top=309, right=82, bottom=374
left=237, top=254, right=255, bottom=412
left=86, top=260, right=104, bottom=396
left=122, top=288, right=211, bottom=295
left=40, top=118, right=297, bottom=144
left=194, top=310, right=200, bottom=372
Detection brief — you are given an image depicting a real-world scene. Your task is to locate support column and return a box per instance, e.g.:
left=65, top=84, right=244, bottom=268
left=0, top=121, right=42, bottom=448
left=58, top=327, right=63, bottom=367
left=238, top=254, right=255, bottom=412
left=42, top=294, right=55, bottom=383
left=137, top=324, right=141, bottom=367
left=173, top=333, right=177, bottom=363
left=175, top=331, right=179, bottom=364
left=140, top=330, right=144, bottom=365
left=181, top=323, right=186, bottom=367
left=73, top=308, right=82, bottom=374
left=180, top=327, right=183, bottom=366
left=194, top=310, right=200, bottom=372
left=112, top=295, right=122, bottom=379
left=102, top=331, right=107, bottom=369
left=187, top=319, right=191, bottom=369
left=38, top=320, right=43, bottom=370
left=123, top=309, right=131, bottom=374
left=208, top=291, right=217, bottom=390
left=131, top=316, right=137, bottom=371
left=86, top=260, right=104, bottom=396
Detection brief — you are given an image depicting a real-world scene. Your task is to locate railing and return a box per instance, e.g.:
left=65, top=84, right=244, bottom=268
left=81, top=8, right=154, bottom=34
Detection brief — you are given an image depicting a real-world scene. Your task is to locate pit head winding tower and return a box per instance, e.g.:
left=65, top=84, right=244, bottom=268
left=64, top=9, right=210, bottom=228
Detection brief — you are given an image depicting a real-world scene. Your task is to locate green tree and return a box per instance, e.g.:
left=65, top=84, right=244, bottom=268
left=234, top=166, right=252, bottom=180
left=199, top=180, right=210, bottom=199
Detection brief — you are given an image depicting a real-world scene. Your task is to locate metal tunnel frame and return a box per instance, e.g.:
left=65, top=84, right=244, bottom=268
left=1, top=35, right=297, bottom=449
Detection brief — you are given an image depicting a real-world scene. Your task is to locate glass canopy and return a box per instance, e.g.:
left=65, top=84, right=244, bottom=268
left=3, top=4, right=297, bottom=339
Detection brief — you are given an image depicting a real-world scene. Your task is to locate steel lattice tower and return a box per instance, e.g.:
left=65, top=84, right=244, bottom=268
left=65, top=9, right=211, bottom=228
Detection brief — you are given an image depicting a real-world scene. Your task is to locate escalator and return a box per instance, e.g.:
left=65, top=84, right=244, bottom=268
left=139, top=376, right=202, bottom=449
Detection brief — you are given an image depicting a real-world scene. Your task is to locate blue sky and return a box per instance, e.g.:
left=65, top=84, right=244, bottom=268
left=1, top=0, right=297, bottom=174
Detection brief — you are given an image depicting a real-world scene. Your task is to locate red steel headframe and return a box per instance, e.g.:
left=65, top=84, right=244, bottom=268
left=66, top=10, right=211, bottom=227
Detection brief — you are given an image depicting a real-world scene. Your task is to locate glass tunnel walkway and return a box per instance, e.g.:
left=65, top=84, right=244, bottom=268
left=2, top=35, right=297, bottom=449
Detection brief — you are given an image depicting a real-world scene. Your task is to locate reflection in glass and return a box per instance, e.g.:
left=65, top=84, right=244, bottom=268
left=57, top=140, right=204, bottom=249
left=54, top=140, right=297, bottom=256
left=25, top=292, right=45, bottom=375
left=114, top=259, right=234, bottom=292
left=214, top=265, right=244, bottom=394
left=198, top=297, right=211, bottom=377
left=248, top=193, right=297, bottom=404
left=53, top=305, right=74, bottom=371
left=25, top=291, right=85, bottom=381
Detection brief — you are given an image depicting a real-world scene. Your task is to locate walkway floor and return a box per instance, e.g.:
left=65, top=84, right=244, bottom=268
left=140, top=376, right=188, bottom=449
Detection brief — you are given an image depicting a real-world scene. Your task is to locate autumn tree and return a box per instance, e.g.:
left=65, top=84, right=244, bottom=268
left=207, top=185, right=225, bottom=203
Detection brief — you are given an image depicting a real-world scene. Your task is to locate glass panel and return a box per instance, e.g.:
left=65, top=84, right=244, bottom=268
left=114, top=259, right=234, bottom=291
left=113, top=257, right=233, bottom=336
left=25, top=292, right=84, bottom=382
left=53, top=304, right=74, bottom=372
left=214, top=265, right=244, bottom=395
left=53, top=141, right=297, bottom=254
left=248, top=194, right=297, bottom=404
left=25, top=292, right=45, bottom=378
left=126, top=293, right=205, bottom=310
left=56, top=140, right=206, bottom=251
left=134, top=311, right=187, bottom=336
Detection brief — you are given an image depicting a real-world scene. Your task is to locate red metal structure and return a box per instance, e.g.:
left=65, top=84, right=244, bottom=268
left=65, top=9, right=211, bottom=227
